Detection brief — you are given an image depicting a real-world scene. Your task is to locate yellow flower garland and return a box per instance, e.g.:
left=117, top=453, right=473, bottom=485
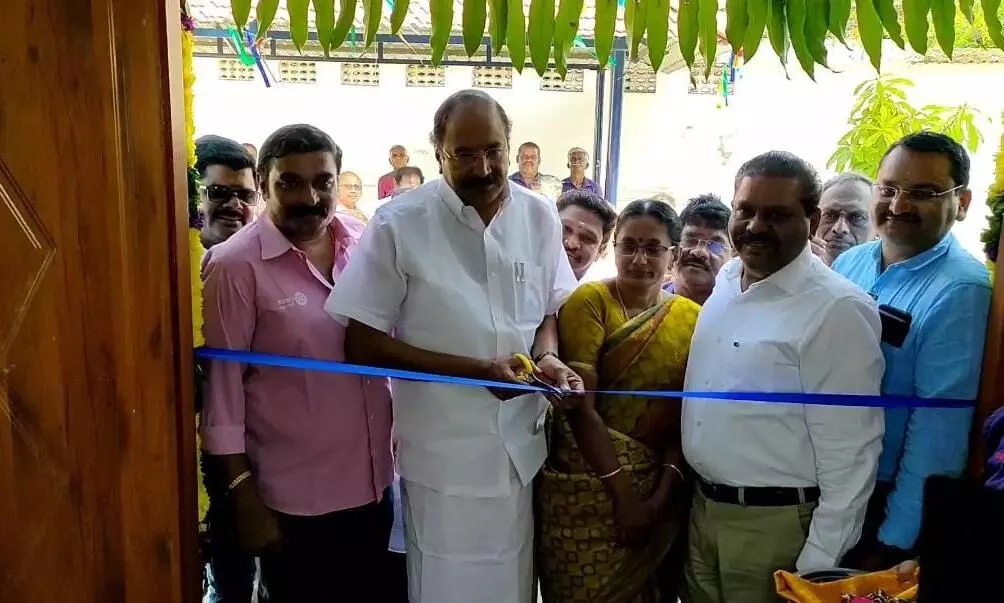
left=988, top=118, right=1004, bottom=280
left=183, top=25, right=204, bottom=348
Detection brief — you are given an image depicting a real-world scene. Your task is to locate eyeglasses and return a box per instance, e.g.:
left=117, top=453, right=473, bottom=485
left=614, top=242, right=671, bottom=258
left=339, top=183, right=362, bottom=191
left=201, top=184, right=258, bottom=206
left=875, top=184, right=964, bottom=203
left=820, top=209, right=869, bottom=225
left=680, top=237, right=727, bottom=255
left=442, top=148, right=508, bottom=167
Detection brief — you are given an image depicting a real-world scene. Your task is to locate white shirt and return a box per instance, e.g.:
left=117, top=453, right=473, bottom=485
left=326, top=179, right=577, bottom=497
left=682, top=246, right=885, bottom=571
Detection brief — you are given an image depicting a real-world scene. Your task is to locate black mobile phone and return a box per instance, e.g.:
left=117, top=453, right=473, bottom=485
left=878, top=304, right=911, bottom=348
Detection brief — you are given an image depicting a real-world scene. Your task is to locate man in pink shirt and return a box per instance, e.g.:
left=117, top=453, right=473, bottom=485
left=201, top=124, right=393, bottom=603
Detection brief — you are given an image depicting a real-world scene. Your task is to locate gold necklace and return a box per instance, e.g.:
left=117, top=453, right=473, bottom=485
left=614, top=281, right=660, bottom=318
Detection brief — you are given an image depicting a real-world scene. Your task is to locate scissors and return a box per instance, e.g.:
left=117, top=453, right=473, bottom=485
left=514, top=353, right=566, bottom=397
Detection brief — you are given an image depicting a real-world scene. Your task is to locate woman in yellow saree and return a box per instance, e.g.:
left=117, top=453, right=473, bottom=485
left=538, top=199, right=700, bottom=603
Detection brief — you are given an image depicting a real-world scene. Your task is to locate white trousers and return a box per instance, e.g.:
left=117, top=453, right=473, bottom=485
left=401, top=468, right=534, bottom=603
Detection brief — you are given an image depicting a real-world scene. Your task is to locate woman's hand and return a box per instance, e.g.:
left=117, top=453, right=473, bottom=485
left=613, top=492, right=657, bottom=548
left=895, top=559, right=919, bottom=584
left=536, top=354, right=585, bottom=409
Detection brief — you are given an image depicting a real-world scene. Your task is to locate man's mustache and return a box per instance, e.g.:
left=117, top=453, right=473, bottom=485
left=735, top=232, right=778, bottom=248
left=462, top=175, right=499, bottom=190
left=287, top=203, right=328, bottom=219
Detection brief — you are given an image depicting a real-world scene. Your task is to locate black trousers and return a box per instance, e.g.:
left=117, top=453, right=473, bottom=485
left=202, top=454, right=258, bottom=602
left=259, top=490, right=393, bottom=603
left=916, top=475, right=1004, bottom=602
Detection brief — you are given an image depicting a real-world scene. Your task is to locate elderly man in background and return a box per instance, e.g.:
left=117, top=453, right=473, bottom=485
left=378, top=144, right=410, bottom=198
left=327, top=90, right=582, bottom=603
left=683, top=151, right=885, bottom=603
left=811, top=173, right=875, bottom=266
left=561, top=147, right=603, bottom=197
left=835, top=132, right=992, bottom=572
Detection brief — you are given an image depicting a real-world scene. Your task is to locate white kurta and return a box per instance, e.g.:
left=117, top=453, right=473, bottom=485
left=682, top=246, right=886, bottom=572
left=326, top=179, right=577, bottom=602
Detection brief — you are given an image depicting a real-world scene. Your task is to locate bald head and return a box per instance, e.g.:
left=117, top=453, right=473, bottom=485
left=430, top=89, right=512, bottom=151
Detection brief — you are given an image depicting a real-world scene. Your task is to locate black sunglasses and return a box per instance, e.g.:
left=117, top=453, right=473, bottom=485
left=201, top=184, right=257, bottom=205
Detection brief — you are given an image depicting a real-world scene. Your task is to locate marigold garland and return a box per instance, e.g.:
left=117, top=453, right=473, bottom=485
left=981, top=113, right=1004, bottom=277
left=182, top=10, right=204, bottom=347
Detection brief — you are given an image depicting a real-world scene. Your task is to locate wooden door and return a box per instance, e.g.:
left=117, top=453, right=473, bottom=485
left=0, top=1, right=197, bottom=602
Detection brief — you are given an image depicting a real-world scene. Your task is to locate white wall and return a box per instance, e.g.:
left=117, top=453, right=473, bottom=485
left=193, top=45, right=1003, bottom=261
left=193, top=60, right=598, bottom=200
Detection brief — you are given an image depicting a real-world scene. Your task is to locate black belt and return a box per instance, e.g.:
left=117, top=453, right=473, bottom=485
left=698, top=478, right=821, bottom=507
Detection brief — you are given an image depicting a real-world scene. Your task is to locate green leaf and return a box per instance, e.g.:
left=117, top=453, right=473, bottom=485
left=487, top=0, right=508, bottom=51
left=624, top=0, right=650, bottom=62
left=699, top=0, right=719, bottom=79
left=787, top=0, right=815, bottom=77
left=725, top=0, right=750, bottom=53
left=828, top=0, right=852, bottom=45
left=647, top=0, right=672, bottom=70
left=390, top=0, right=411, bottom=34
left=743, top=0, right=769, bottom=60
left=930, top=0, right=956, bottom=57
left=767, top=0, right=790, bottom=72
left=232, top=0, right=252, bottom=32
left=463, top=0, right=488, bottom=56
left=854, top=0, right=884, bottom=71
left=255, top=0, right=281, bottom=40
left=553, top=0, right=585, bottom=73
left=331, top=0, right=358, bottom=49
left=430, top=0, right=454, bottom=65
left=528, top=0, right=556, bottom=75
left=960, top=0, right=976, bottom=23
left=362, top=0, right=383, bottom=48
left=314, top=0, right=336, bottom=53
left=983, top=0, right=1004, bottom=50
left=508, top=0, right=528, bottom=71
left=677, top=0, right=701, bottom=73
left=288, top=0, right=310, bottom=51
left=594, top=0, right=618, bottom=67
left=902, top=0, right=930, bottom=55
left=804, top=0, right=830, bottom=66
left=873, top=0, right=905, bottom=49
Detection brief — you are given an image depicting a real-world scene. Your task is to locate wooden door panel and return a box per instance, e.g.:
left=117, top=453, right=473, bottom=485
left=0, top=1, right=196, bottom=602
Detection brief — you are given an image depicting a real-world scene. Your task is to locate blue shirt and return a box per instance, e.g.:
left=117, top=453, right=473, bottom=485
left=833, top=234, right=991, bottom=550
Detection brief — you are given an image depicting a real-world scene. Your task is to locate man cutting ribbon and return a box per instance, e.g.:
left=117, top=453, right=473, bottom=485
left=326, top=89, right=583, bottom=603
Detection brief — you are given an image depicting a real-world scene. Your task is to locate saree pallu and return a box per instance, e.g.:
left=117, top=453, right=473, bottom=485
left=538, top=296, right=692, bottom=603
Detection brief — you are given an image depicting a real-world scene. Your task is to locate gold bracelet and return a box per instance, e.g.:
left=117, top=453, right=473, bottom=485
left=597, top=467, right=623, bottom=480
left=227, top=470, right=253, bottom=492
left=663, top=463, right=686, bottom=482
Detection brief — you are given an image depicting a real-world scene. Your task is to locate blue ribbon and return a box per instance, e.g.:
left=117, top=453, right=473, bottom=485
left=194, top=347, right=973, bottom=409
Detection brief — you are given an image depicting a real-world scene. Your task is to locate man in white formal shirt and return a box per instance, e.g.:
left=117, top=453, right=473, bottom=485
left=325, top=90, right=582, bottom=603
left=681, top=151, right=886, bottom=603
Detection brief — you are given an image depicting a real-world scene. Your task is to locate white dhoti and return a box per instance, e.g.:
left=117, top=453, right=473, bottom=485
left=401, top=465, right=534, bottom=603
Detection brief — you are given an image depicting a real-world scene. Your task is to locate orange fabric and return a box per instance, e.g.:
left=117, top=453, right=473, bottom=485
left=774, top=568, right=919, bottom=602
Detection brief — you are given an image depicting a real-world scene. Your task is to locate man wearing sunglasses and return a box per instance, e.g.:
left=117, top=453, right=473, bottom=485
left=665, top=193, right=732, bottom=305
left=834, top=132, right=992, bottom=572
left=194, top=135, right=259, bottom=603
left=196, top=135, right=257, bottom=250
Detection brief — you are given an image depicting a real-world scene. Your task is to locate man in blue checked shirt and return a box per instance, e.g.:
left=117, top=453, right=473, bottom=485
left=834, top=132, right=992, bottom=571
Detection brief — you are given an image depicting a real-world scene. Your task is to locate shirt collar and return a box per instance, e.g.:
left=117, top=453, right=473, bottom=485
left=438, top=179, right=511, bottom=225
left=258, top=212, right=353, bottom=261
left=724, top=243, right=814, bottom=295
left=875, top=232, right=955, bottom=273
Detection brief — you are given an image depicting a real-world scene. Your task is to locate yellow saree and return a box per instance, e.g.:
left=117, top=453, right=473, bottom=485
left=537, top=281, right=699, bottom=603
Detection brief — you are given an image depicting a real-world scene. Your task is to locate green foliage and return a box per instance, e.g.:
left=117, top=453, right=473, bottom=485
left=229, top=0, right=1004, bottom=77
left=828, top=76, right=985, bottom=178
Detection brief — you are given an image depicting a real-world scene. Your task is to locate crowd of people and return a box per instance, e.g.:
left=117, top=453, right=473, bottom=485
left=192, top=88, right=1000, bottom=603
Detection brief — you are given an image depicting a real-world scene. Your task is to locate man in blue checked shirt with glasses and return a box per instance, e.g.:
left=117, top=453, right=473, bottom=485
left=834, top=132, right=992, bottom=572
